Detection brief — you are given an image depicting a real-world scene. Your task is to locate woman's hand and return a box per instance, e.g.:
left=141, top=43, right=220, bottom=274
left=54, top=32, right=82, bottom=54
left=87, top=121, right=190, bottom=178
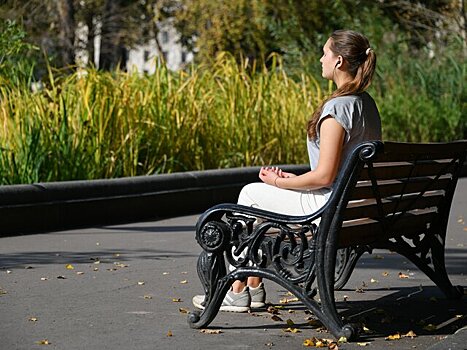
left=259, top=166, right=296, bottom=187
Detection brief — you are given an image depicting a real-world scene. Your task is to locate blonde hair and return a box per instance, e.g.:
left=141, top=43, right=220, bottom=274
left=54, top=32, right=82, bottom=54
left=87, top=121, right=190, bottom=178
left=307, top=30, right=376, bottom=139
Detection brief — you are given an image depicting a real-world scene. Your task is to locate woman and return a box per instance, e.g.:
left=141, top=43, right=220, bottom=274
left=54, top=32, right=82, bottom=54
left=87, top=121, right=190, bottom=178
left=193, top=29, right=382, bottom=312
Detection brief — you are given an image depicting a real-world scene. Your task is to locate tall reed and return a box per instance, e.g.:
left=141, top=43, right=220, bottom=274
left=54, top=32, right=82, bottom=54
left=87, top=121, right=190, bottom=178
left=0, top=54, right=322, bottom=184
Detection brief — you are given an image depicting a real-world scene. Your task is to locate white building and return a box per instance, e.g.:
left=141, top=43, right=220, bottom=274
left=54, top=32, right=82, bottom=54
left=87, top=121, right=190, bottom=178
left=76, top=19, right=192, bottom=72
left=127, top=22, right=193, bottom=72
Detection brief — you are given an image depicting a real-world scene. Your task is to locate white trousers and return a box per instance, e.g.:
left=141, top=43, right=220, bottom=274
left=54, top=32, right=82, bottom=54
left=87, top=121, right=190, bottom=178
left=229, top=182, right=328, bottom=273
left=237, top=182, right=328, bottom=215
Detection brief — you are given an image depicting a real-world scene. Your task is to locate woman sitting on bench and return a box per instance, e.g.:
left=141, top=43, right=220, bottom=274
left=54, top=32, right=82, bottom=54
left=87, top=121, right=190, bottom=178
left=193, top=29, right=382, bottom=312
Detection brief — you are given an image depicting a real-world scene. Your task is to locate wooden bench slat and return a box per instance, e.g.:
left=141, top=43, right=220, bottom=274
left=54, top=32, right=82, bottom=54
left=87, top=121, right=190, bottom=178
left=338, top=211, right=436, bottom=247
left=343, top=193, right=445, bottom=221
left=349, top=177, right=451, bottom=200
left=358, top=161, right=456, bottom=181
left=378, top=141, right=467, bottom=161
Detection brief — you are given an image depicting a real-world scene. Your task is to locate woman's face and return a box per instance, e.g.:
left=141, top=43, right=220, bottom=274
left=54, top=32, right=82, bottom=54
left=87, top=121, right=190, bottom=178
left=320, top=38, right=339, bottom=81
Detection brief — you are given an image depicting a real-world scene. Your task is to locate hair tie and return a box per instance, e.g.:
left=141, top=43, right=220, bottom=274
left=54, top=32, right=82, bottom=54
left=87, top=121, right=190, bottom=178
left=365, top=47, right=372, bottom=55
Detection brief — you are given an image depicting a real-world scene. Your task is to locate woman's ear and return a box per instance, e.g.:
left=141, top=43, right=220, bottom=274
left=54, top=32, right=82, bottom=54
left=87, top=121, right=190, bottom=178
left=335, top=55, right=343, bottom=68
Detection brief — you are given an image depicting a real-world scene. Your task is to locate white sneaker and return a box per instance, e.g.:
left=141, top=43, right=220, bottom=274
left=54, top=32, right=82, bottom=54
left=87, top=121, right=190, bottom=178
left=249, top=282, right=266, bottom=308
left=192, top=286, right=251, bottom=313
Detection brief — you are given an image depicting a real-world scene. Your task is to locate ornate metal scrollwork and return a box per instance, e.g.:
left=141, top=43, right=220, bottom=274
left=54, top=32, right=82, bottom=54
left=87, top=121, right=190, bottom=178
left=197, top=221, right=232, bottom=252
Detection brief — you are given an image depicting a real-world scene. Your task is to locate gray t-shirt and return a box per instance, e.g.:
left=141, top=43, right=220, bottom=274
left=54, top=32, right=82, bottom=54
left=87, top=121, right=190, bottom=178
left=307, top=92, right=381, bottom=195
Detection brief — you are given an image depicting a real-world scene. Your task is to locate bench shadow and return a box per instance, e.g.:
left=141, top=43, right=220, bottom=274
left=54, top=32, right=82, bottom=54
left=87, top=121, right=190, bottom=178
left=213, top=286, right=466, bottom=340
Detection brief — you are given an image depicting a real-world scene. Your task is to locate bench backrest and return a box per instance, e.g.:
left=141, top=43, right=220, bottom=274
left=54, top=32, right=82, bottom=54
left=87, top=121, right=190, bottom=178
left=333, top=141, right=467, bottom=248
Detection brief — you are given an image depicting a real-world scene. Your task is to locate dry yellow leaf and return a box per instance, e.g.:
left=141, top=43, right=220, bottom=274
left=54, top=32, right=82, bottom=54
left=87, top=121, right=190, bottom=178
left=137, top=281, right=145, bottom=285
left=404, top=330, right=417, bottom=338
left=337, top=336, right=348, bottom=343
left=172, top=298, right=182, bottom=302
left=199, top=329, right=222, bottom=334
left=282, top=327, right=300, bottom=333
left=328, top=342, right=339, bottom=350
left=357, top=342, right=370, bottom=346
left=65, top=264, right=74, bottom=270
left=398, top=272, right=409, bottom=279
left=180, top=280, right=188, bottom=284
left=370, top=278, right=378, bottom=283
left=382, top=271, right=389, bottom=277
left=36, top=339, right=51, bottom=345
left=29, top=317, right=38, bottom=322
left=166, top=330, right=173, bottom=337
left=143, top=295, right=153, bottom=299
left=267, top=306, right=279, bottom=314
left=179, top=307, right=189, bottom=314
left=303, top=338, right=315, bottom=347
left=385, top=333, right=401, bottom=340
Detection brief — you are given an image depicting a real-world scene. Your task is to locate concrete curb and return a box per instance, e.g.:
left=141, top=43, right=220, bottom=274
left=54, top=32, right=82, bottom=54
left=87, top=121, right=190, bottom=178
left=0, top=165, right=309, bottom=236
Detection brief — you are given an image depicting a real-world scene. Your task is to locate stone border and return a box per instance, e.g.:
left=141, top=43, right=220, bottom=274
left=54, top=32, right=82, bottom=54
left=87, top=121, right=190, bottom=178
left=0, top=165, right=309, bottom=236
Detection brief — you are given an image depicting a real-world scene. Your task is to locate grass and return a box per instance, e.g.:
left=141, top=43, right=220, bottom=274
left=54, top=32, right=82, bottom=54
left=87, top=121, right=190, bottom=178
left=0, top=49, right=464, bottom=185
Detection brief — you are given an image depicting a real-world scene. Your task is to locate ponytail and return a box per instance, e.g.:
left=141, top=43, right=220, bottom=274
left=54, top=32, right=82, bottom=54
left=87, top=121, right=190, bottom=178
left=307, top=30, right=376, bottom=139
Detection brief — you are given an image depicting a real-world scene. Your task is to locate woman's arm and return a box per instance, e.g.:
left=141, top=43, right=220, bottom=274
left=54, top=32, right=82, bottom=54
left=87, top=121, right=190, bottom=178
left=259, top=116, right=345, bottom=190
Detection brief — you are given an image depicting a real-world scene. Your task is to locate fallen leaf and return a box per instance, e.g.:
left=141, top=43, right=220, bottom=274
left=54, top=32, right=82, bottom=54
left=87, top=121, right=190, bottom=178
left=337, top=336, right=348, bottom=343
left=282, top=327, right=300, bottom=333
left=114, top=263, right=128, bottom=268
left=271, top=315, right=283, bottom=322
left=40, top=277, right=48, bottom=281
left=307, top=319, right=321, bottom=328
left=35, top=339, right=51, bottom=345
left=286, top=318, right=295, bottom=326
left=137, top=281, right=145, bottom=285
left=423, top=323, right=437, bottom=331
left=172, top=298, right=182, bottom=302
left=267, top=306, right=280, bottom=314
left=357, top=342, right=370, bottom=346
left=179, top=307, right=189, bottom=314
left=25, top=266, right=34, bottom=269
left=162, top=272, right=170, bottom=275
left=328, top=342, right=339, bottom=350
left=398, top=272, right=409, bottom=279
left=6, top=270, right=12, bottom=274
left=404, top=330, right=417, bottom=338
left=382, top=271, right=389, bottom=277
left=76, top=272, right=84, bottom=275
left=56, top=276, right=67, bottom=279
left=362, top=326, right=372, bottom=333
left=93, top=268, right=99, bottom=271
left=65, top=264, right=74, bottom=270
left=180, top=280, right=188, bottom=284
left=166, top=330, right=173, bottom=337
left=265, top=342, right=274, bottom=347
left=113, top=253, right=120, bottom=257
left=0, top=288, right=7, bottom=295
left=343, top=295, right=349, bottom=302
left=303, top=338, right=315, bottom=347
left=385, top=333, right=401, bottom=340
left=370, top=278, right=378, bottom=283
left=180, top=271, right=188, bottom=274
left=288, top=309, right=295, bottom=314
left=29, top=317, right=38, bottom=322
left=199, top=329, right=222, bottom=334
left=143, top=295, right=153, bottom=299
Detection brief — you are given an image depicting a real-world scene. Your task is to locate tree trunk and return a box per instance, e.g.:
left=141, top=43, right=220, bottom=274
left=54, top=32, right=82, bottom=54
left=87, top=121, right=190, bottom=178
left=99, top=0, right=128, bottom=70
left=56, top=0, right=76, bottom=68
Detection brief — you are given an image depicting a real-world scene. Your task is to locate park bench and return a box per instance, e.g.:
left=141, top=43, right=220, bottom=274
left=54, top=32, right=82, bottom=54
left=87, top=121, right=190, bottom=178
left=187, top=140, right=467, bottom=340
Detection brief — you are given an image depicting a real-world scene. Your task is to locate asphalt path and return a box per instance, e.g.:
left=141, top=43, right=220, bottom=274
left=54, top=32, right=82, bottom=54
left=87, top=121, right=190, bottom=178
left=1, top=179, right=466, bottom=350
